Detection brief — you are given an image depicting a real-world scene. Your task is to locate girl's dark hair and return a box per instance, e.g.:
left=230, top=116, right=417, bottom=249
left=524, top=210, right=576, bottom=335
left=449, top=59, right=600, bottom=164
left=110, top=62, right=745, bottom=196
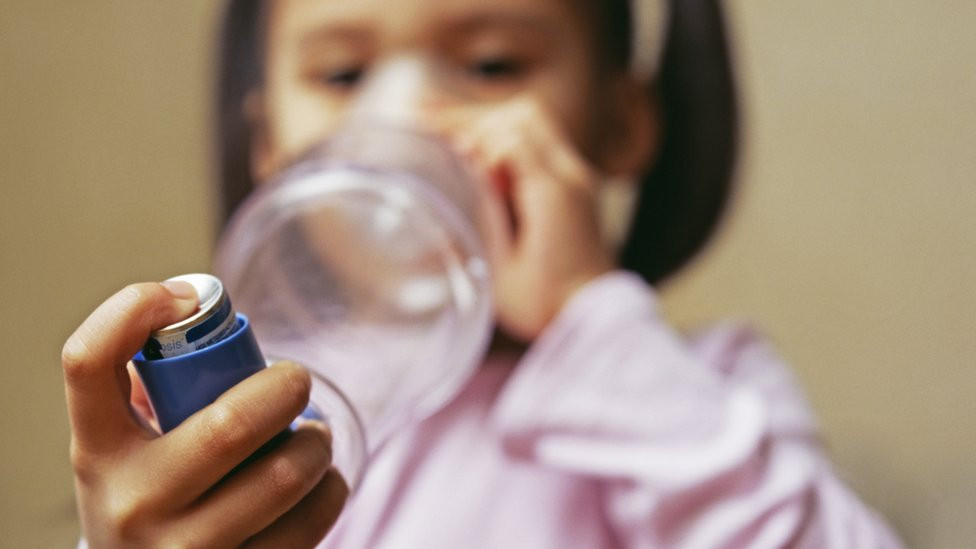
left=216, top=0, right=737, bottom=285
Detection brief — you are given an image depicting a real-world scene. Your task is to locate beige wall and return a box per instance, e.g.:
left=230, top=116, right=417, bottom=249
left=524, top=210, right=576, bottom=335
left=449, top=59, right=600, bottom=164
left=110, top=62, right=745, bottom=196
left=1, top=1, right=973, bottom=547
left=0, top=3, right=218, bottom=547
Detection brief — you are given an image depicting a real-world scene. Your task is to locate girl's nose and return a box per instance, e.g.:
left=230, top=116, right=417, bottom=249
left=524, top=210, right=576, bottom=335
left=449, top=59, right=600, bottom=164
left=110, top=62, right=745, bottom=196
left=346, top=55, right=449, bottom=129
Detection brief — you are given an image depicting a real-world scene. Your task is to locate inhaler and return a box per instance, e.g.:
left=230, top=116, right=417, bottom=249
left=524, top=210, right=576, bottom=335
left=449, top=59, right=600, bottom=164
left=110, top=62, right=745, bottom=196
left=213, top=58, right=494, bottom=491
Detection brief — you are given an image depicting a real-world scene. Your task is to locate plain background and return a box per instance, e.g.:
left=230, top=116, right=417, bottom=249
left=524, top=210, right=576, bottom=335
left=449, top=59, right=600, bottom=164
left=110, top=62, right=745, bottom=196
left=1, top=1, right=973, bottom=547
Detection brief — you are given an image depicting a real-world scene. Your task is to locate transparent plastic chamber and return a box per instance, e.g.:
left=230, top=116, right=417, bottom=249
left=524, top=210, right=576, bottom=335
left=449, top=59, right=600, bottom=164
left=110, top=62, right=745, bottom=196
left=214, top=125, right=493, bottom=491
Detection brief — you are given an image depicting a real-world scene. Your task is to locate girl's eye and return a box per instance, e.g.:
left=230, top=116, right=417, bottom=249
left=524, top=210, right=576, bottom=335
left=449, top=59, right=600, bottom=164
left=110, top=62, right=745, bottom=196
left=467, top=57, right=524, bottom=80
left=318, top=67, right=365, bottom=90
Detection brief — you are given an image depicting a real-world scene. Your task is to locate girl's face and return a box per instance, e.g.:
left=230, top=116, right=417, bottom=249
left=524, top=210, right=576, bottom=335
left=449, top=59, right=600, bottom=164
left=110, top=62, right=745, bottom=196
left=253, top=0, right=649, bottom=181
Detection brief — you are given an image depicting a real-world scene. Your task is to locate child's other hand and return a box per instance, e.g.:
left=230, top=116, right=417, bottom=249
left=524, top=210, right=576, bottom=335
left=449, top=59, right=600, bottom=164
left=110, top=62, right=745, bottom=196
left=434, top=97, right=614, bottom=341
left=62, top=283, right=347, bottom=547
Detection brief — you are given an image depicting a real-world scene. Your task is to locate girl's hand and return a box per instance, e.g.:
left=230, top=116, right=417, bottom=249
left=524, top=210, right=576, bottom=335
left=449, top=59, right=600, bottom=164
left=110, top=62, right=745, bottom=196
left=435, top=97, right=614, bottom=341
left=62, top=282, right=347, bottom=548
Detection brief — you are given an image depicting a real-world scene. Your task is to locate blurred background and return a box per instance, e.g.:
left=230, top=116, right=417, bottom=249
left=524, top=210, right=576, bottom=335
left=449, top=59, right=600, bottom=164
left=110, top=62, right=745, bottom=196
left=1, top=1, right=973, bottom=547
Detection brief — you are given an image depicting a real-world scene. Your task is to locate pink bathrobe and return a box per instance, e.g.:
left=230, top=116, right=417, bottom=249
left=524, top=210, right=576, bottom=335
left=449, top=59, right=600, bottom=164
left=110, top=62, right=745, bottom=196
left=320, top=272, right=903, bottom=548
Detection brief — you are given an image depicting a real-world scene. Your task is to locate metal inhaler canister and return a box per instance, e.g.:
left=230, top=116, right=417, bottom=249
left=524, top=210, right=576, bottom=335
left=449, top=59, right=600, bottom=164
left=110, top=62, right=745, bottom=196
left=142, top=274, right=239, bottom=359
left=131, top=274, right=267, bottom=432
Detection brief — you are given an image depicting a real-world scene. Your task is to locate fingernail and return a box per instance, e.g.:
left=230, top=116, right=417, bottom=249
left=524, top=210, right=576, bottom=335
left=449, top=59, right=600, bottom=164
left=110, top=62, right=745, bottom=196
left=161, top=280, right=197, bottom=301
left=295, top=418, right=334, bottom=444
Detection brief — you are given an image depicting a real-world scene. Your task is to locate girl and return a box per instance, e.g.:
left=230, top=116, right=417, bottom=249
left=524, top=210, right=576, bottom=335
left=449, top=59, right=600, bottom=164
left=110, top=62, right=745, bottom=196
left=63, top=0, right=903, bottom=547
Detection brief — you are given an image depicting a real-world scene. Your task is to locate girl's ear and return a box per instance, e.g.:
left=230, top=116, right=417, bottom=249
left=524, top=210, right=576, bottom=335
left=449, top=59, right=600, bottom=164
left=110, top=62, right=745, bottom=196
left=245, top=90, right=276, bottom=184
left=596, top=76, right=659, bottom=178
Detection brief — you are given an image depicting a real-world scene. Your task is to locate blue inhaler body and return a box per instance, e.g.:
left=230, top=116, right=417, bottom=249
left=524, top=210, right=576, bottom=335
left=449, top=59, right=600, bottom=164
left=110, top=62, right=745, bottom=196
left=132, top=312, right=265, bottom=433
left=132, top=273, right=354, bottom=485
left=132, top=274, right=271, bottom=433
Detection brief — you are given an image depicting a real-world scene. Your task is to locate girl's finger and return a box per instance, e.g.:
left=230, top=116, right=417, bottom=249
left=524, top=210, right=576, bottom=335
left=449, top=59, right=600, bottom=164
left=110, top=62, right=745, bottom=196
left=148, top=361, right=314, bottom=506
left=178, top=422, right=334, bottom=547
left=62, top=282, right=198, bottom=453
left=425, top=104, right=482, bottom=139
left=517, top=109, right=594, bottom=192
left=470, top=119, right=556, bottom=232
left=242, top=467, right=349, bottom=549
left=475, top=162, right=516, bottom=268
